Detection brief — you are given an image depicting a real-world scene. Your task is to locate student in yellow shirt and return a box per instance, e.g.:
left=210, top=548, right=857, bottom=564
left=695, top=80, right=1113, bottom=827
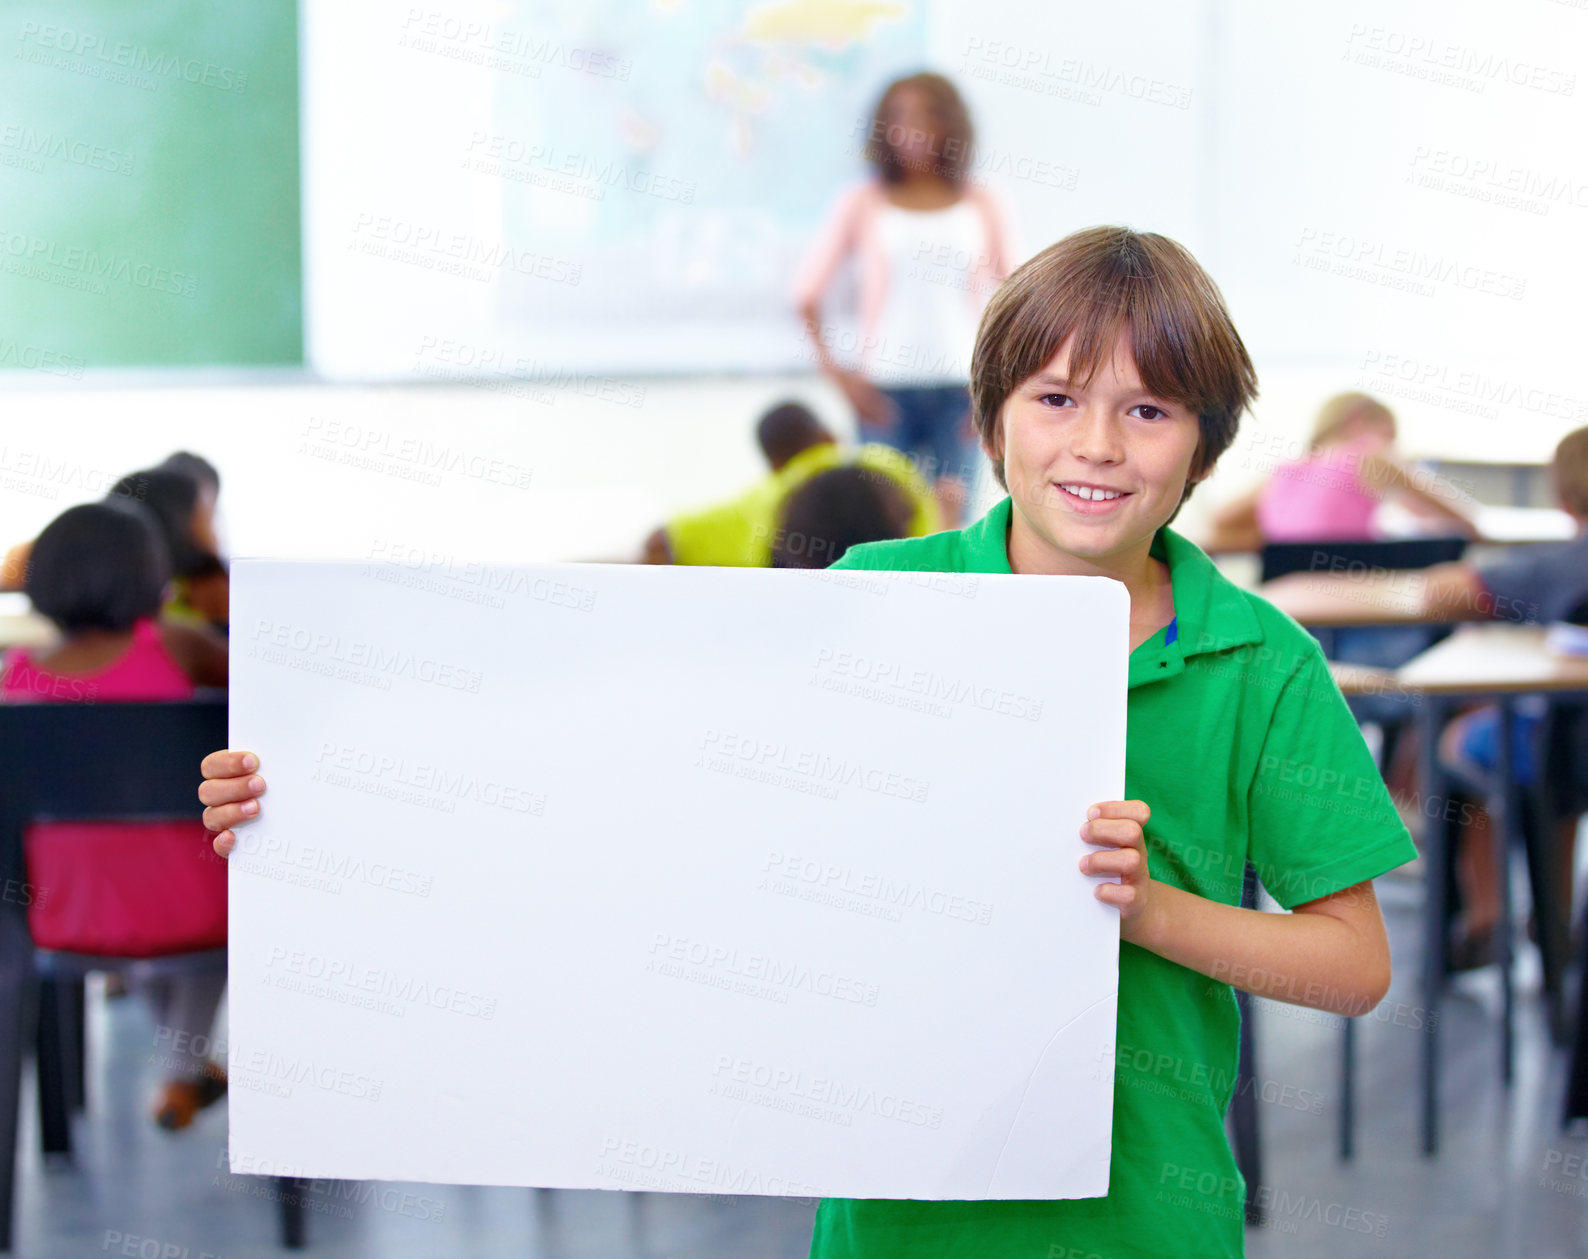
left=640, top=401, right=938, bottom=567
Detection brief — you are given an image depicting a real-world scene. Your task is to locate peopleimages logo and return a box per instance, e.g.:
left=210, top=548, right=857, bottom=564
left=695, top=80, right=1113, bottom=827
left=647, top=933, right=880, bottom=1007
left=313, top=740, right=547, bottom=816
left=811, top=647, right=1044, bottom=721
left=0, top=227, right=197, bottom=296
left=698, top=729, right=930, bottom=804
left=15, top=20, right=250, bottom=92
left=762, top=851, right=993, bottom=925
left=250, top=617, right=486, bottom=693
left=711, top=1055, right=944, bottom=1128
left=264, top=946, right=497, bottom=1020
left=0, top=124, right=134, bottom=175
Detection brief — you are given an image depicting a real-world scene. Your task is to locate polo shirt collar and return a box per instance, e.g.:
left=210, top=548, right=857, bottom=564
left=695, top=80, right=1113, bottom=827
left=965, top=497, right=1264, bottom=685
left=961, top=496, right=1015, bottom=574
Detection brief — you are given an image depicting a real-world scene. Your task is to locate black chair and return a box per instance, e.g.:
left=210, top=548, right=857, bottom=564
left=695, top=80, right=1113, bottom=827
left=1529, top=598, right=1588, bottom=1049
left=1229, top=864, right=1264, bottom=1226
left=1266, top=537, right=1468, bottom=1158
left=1550, top=601, right=1588, bottom=1120
left=1258, top=536, right=1470, bottom=585
left=1524, top=712, right=1586, bottom=1046
left=1567, top=891, right=1588, bottom=1122
left=0, top=699, right=305, bottom=1252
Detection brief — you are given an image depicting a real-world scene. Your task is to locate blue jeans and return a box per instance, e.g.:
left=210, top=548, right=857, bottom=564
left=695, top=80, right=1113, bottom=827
left=1443, top=703, right=1544, bottom=791
left=868, top=384, right=977, bottom=496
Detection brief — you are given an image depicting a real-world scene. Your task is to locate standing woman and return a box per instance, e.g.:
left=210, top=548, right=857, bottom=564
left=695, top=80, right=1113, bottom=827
left=795, top=72, right=1013, bottom=522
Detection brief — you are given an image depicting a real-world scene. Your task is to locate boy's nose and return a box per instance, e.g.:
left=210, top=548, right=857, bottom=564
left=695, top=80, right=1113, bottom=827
left=1069, top=411, right=1126, bottom=463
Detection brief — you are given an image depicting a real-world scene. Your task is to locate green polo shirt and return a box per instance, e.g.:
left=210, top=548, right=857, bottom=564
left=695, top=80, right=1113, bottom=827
left=809, top=498, right=1416, bottom=1259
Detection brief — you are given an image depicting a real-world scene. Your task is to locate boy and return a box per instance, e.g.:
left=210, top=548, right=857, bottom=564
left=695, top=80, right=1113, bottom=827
left=802, top=226, right=1413, bottom=1257
left=1421, top=427, right=1588, bottom=966
left=201, top=228, right=1413, bottom=1257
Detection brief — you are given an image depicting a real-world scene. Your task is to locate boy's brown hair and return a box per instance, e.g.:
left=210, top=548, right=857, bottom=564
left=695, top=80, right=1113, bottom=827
left=971, top=226, right=1258, bottom=511
left=1552, top=426, right=1588, bottom=519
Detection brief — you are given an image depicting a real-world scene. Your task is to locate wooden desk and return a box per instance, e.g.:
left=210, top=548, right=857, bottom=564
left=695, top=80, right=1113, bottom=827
left=1260, top=570, right=1480, bottom=628
left=1399, top=625, right=1588, bottom=694
left=1471, top=506, right=1577, bottom=547
left=1395, top=625, right=1588, bottom=1154
left=0, top=594, right=53, bottom=651
left=1328, top=662, right=1400, bottom=696
left=1425, top=459, right=1549, bottom=509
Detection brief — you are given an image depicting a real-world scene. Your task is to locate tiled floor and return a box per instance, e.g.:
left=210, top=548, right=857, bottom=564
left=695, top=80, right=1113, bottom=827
left=12, top=877, right=1588, bottom=1258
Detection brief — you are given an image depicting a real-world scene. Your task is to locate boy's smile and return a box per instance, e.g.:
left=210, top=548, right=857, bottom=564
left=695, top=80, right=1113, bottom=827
left=989, top=332, right=1205, bottom=581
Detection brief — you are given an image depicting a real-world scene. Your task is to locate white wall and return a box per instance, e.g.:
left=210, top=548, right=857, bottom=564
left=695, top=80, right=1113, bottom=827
left=8, top=0, right=1585, bottom=559
left=0, top=374, right=877, bottom=565
left=3, top=357, right=1576, bottom=568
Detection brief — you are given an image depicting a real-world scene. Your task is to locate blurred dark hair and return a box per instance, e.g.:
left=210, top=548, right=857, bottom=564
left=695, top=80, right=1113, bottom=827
left=755, top=401, right=831, bottom=471
left=107, top=468, right=212, bottom=578
left=771, top=465, right=913, bottom=569
left=158, top=450, right=220, bottom=495
left=864, top=72, right=974, bottom=185
left=26, top=500, right=170, bottom=633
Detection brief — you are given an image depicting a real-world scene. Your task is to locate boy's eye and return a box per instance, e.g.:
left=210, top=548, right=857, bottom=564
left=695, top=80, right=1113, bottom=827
left=1130, top=404, right=1169, bottom=420
left=1038, top=393, right=1074, bottom=408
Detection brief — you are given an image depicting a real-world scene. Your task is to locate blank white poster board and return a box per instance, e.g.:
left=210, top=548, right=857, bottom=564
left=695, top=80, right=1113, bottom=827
left=227, top=559, right=1127, bottom=1199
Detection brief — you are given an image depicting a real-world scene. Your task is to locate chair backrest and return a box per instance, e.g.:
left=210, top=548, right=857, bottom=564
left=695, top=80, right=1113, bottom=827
left=1259, top=536, right=1469, bottom=584
left=1544, top=598, right=1588, bottom=814
left=0, top=699, right=227, bottom=887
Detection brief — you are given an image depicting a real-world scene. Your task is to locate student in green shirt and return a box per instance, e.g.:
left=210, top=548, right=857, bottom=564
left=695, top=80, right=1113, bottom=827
left=805, top=226, right=1415, bottom=1257
left=198, top=227, right=1414, bottom=1258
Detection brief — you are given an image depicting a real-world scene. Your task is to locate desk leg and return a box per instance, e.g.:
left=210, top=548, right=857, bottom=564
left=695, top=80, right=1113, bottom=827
left=1419, top=699, right=1446, bottom=1156
left=1519, top=775, right=1569, bottom=1045
left=1495, top=698, right=1516, bottom=1086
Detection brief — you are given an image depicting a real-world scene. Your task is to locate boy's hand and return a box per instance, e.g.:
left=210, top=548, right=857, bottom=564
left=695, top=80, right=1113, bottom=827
left=198, top=749, right=265, bottom=858
left=1080, top=800, right=1154, bottom=939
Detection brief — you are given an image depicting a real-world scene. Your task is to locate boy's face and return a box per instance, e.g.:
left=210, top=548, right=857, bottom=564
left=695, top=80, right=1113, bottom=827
left=989, top=334, right=1204, bottom=569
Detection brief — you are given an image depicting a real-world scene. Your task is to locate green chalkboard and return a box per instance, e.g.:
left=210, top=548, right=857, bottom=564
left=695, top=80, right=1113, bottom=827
left=0, top=0, right=301, bottom=370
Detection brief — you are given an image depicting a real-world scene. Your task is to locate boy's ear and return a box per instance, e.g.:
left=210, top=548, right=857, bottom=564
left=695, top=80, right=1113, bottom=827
left=981, top=408, right=1005, bottom=465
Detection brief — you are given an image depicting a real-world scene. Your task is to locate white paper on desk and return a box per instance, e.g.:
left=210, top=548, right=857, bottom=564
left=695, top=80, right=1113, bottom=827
left=227, top=560, right=1127, bottom=1200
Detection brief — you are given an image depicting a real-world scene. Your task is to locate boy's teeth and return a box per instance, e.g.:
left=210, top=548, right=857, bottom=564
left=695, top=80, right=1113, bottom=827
left=1064, top=484, right=1122, bottom=501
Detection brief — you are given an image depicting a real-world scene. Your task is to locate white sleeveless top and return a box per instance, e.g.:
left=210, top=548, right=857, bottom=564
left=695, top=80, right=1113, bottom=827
left=868, top=200, right=991, bottom=387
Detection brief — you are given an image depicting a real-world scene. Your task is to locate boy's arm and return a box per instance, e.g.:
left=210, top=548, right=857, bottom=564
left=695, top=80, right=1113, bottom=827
left=1082, top=802, right=1392, bottom=1014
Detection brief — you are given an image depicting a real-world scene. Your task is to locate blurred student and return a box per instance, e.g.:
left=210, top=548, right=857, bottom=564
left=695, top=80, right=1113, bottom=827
left=1, top=500, right=228, bottom=1130
left=795, top=72, right=1013, bottom=522
left=1421, top=426, right=1588, bottom=966
left=1206, top=392, right=1474, bottom=551
left=769, top=464, right=914, bottom=569
left=155, top=451, right=229, bottom=631
left=2, top=451, right=229, bottom=632
left=110, top=460, right=229, bottom=634
left=641, top=401, right=938, bottom=566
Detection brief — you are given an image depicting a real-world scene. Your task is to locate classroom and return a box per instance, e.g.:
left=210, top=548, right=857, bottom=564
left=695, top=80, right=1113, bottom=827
left=2, top=1, right=1586, bottom=1256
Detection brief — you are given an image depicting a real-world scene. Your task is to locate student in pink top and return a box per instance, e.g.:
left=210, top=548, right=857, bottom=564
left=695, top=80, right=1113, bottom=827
left=795, top=72, right=1013, bottom=522
left=1208, top=392, right=1474, bottom=550
left=1, top=500, right=229, bottom=1131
